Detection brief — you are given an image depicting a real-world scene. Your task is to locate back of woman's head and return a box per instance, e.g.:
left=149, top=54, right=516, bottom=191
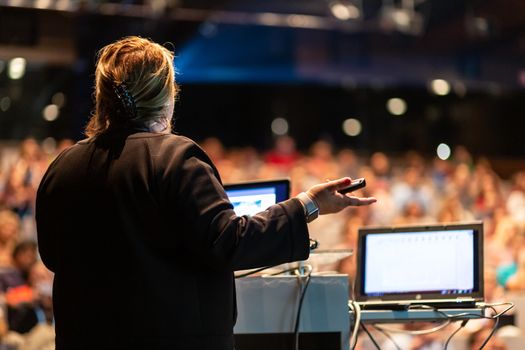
left=86, top=36, right=178, bottom=137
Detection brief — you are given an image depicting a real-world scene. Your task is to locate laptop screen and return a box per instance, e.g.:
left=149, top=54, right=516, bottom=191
left=224, top=179, right=290, bottom=216
left=355, top=222, right=484, bottom=303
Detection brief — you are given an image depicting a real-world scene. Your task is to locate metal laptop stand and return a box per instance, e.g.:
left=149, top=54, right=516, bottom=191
left=356, top=307, right=484, bottom=323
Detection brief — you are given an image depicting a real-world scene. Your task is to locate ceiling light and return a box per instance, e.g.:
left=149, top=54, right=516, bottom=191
left=43, top=104, right=60, bottom=121
left=437, top=143, right=451, bottom=160
left=330, top=2, right=360, bottom=20
left=271, top=118, right=289, bottom=136
left=8, top=57, right=26, bottom=80
left=430, top=79, right=451, bottom=96
left=386, top=98, right=407, bottom=116
left=342, top=118, right=362, bottom=136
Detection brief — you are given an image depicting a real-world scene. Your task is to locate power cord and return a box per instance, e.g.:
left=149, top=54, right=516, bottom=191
left=293, top=265, right=313, bottom=350
left=478, top=306, right=500, bottom=350
left=443, top=319, right=469, bottom=350
left=373, top=319, right=451, bottom=335
left=372, top=324, right=402, bottom=350
left=348, top=301, right=361, bottom=350
left=380, top=302, right=514, bottom=350
left=360, top=322, right=381, bottom=350
left=406, top=302, right=514, bottom=320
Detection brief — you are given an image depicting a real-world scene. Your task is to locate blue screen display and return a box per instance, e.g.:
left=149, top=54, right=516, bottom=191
left=224, top=180, right=289, bottom=216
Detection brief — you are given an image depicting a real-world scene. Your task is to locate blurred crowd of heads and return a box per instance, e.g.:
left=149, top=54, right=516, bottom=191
left=0, top=138, right=66, bottom=343
left=1, top=135, right=525, bottom=347
left=202, top=135, right=525, bottom=350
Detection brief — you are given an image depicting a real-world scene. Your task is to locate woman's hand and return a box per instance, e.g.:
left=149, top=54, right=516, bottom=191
left=305, top=177, right=377, bottom=215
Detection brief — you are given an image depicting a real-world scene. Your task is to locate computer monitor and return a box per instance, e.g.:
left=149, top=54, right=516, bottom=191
left=224, top=179, right=290, bottom=216
left=355, top=222, right=484, bottom=307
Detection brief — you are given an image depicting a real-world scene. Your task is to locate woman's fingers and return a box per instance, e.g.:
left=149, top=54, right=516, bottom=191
left=323, top=177, right=352, bottom=192
left=347, top=196, right=377, bottom=206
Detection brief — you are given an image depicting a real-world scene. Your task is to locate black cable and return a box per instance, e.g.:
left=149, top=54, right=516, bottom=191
left=407, top=304, right=493, bottom=322
left=236, top=239, right=318, bottom=279
left=293, top=268, right=313, bottom=350
left=444, top=319, right=469, bottom=350
left=360, top=322, right=381, bottom=350
left=478, top=307, right=500, bottom=350
left=372, top=324, right=401, bottom=350
left=408, top=304, right=505, bottom=350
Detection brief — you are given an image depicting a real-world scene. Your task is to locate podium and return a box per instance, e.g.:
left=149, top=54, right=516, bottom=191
left=234, top=274, right=350, bottom=350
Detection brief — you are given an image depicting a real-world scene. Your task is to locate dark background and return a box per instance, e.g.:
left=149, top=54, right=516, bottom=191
left=0, top=0, right=524, bottom=159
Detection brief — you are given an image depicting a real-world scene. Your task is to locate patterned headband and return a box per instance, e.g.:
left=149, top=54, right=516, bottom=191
left=113, top=83, right=137, bottom=120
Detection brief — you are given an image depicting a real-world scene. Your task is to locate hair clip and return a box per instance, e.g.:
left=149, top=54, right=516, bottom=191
left=113, top=83, right=137, bottom=119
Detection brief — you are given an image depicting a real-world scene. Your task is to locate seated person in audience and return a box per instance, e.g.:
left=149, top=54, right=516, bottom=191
left=393, top=200, right=434, bottom=225
left=0, top=241, right=36, bottom=295
left=11, top=242, right=37, bottom=283
left=0, top=210, right=20, bottom=267
left=501, top=244, right=525, bottom=291
left=264, top=135, right=300, bottom=172
left=469, top=324, right=507, bottom=350
left=27, top=262, right=53, bottom=325
left=2, top=139, right=44, bottom=218
left=2, top=242, right=39, bottom=334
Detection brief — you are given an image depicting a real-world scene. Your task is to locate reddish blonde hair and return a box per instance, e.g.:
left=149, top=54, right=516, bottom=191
left=85, top=36, right=179, bottom=137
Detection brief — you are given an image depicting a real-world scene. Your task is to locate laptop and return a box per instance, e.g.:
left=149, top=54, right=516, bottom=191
left=354, top=222, right=484, bottom=310
left=224, top=178, right=290, bottom=216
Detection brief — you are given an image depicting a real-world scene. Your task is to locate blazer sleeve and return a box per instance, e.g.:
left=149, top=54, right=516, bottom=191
left=164, top=141, right=310, bottom=271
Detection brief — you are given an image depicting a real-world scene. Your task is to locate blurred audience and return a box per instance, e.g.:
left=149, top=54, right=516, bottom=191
left=1, top=136, right=525, bottom=348
left=0, top=211, right=20, bottom=267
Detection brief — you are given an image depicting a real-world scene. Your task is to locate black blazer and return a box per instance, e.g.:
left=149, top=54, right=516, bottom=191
left=36, top=130, right=310, bottom=350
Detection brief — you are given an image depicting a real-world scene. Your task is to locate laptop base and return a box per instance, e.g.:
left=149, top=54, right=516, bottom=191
left=351, top=307, right=484, bottom=324
left=359, top=300, right=477, bottom=311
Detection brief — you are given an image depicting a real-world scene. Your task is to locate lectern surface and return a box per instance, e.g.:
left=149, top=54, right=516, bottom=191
left=234, top=275, right=350, bottom=350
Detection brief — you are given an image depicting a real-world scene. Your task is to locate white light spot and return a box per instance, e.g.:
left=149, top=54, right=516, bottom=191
left=437, top=143, right=451, bottom=160
left=386, top=97, right=407, bottom=116
left=342, top=118, right=362, bottom=136
left=430, top=79, right=451, bottom=96
left=330, top=3, right=360, bottom=20
left=271, top=118, right=289, bottom=136
left=8, top=57, right=26, bottom=80
left=391, top=9, right=411, bottom=27
left=43, top=104, right=60, bottom=121
left=0, top=97, right=11, bottom=112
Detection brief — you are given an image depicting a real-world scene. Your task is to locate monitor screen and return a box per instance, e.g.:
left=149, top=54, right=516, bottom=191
left=224, top=179, right=290, bottom=216
left=356, top=222, right=484, bottom=302
left=364, top=229, right=475, bottom=296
